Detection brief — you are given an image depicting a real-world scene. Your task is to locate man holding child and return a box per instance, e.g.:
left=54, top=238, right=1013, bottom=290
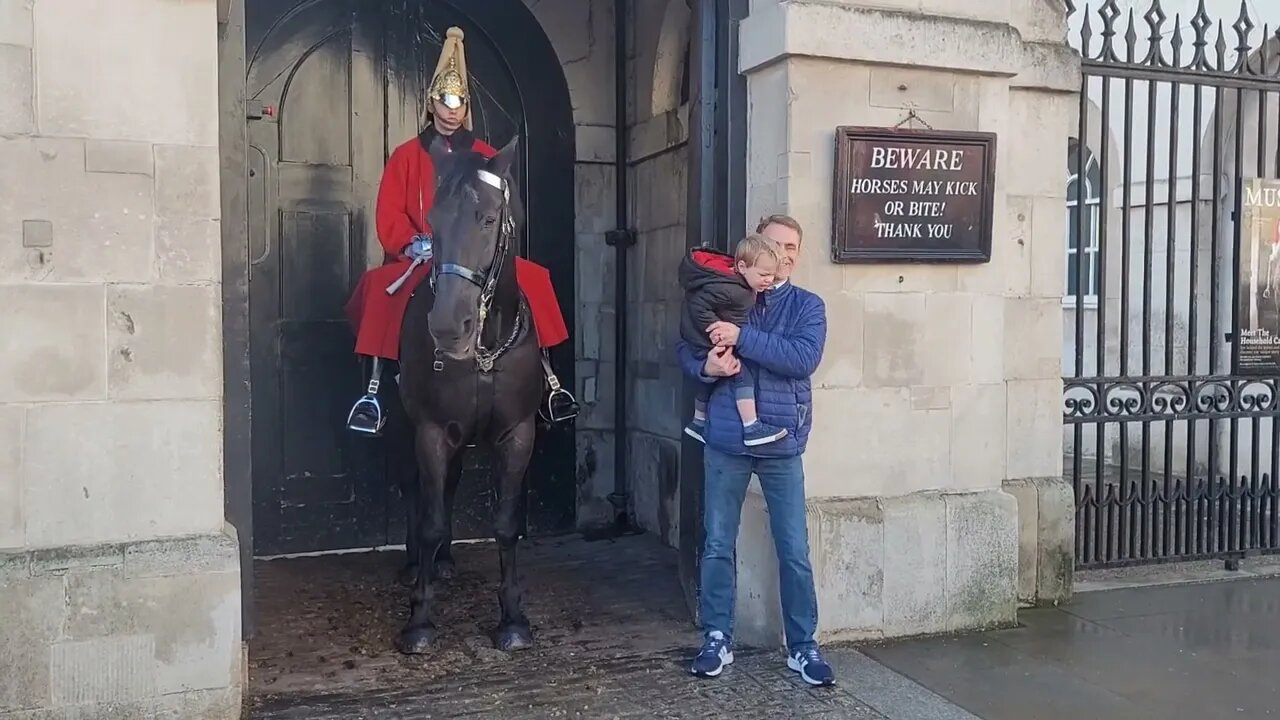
left=674, top=214, right=835, bottom=687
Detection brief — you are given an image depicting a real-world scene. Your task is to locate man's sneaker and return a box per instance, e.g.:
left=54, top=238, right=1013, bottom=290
left=742, top=421, right=787, bottom=447
left=683, top=418, right=707, bottom=443
left=689, top=631, right=733, bottom=677
left=787, top=647, right=835, bottom=686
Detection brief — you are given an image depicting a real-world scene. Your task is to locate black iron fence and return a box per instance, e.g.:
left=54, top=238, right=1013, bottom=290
left=1063, top=0, right=1280, bottom=568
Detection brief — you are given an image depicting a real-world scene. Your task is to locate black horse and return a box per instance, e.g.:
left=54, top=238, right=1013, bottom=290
left=393, top=134, right=542, bottom=654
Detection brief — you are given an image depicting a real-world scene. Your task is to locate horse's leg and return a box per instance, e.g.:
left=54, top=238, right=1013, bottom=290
left=396, top=423, right=451, bottom=655
left=393, top=414, right=423, bottom=587
left=493, top=417, right=536, bottom=651
left=433, top=456, right=464, bottom=580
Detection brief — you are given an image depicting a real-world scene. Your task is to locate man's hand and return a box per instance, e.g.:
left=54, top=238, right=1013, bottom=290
left=706, top=321, right=741, bottom=347
left=703, top=345, right=740, bottom=377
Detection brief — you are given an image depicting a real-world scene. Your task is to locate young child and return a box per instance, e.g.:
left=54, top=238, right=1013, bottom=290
left=678, top=234, right=788, bottom=447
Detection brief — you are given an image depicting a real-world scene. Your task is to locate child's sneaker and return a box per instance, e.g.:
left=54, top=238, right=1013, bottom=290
left=742, top=421, right=787, bottom=447
left=683, top=418, right=707, bottom=443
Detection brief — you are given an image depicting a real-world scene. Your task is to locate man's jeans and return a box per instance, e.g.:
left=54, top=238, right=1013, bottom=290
left=699, top=447, right=819, bottom=653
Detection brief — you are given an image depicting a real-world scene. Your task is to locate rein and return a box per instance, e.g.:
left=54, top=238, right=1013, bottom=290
left=430, top=168, right=525, bottom=374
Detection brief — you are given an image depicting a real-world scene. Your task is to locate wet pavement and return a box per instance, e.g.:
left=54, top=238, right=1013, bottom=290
left=865, top=576, right=1280, bottom=720
left=248, top=532, right=1280, bottom=719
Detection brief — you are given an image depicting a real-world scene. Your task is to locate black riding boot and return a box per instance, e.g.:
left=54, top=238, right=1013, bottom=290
left=347, top=356, right=387, bottom=436
left=540, top=352, right=579, bottom=423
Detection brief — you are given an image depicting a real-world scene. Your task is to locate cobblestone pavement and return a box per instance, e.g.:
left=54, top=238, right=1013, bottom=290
left=249, top=533, right=973, bottom=720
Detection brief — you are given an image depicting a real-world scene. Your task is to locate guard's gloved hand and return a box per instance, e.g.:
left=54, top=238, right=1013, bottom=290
left=405, top=234, right=432, bottom=261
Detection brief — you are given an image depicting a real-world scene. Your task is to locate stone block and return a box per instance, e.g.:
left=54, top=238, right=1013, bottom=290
left=0, top=573, right=63, bottom=712
left=33, top=0, right=218, bottom=145
left=0, top=138, right=154, bottom=283
left=1004, top=476, right=1074, bottom=606
left=1005, top=297, right=1062, bottom=380
left=575, top=125, right=614, bottom=163
left=576, top=359, right=615, bottom=431
left=154, top=145, right=220, bottom=219
left=1030, top=193, right=1068, bottom=298
left=23, top=400, right=223, bottom=547
left=1006, top=378, right=1064, bottom=480
left=943, top=490, right=1018, bottom=631
left=811, top=498, right=885, bottom=641
left=732, top=490, right=784, bottom=648
left=950, top=383, right=1007, bottom=490
left=807, top=387, right=951, bottom=497
left=0, top=44, right=34, bottom=135
left=733, top=489, right=1019, bottom=645
left=971, top=294, right=1005, bottom=384
left=1006, top=92, right=1071, bottom=198
left=49, top=636, right=156, bottom=705
left=813, top=291, right=863, bottom=389
left=626, top=434, right=680, bottom=548
left=0, top=405, right=22, bottom=549
left=84, top=140, right=153, bottom=176
left=575, top=234, right=615, bottom=306
left=0, top=0, right=34, bottom=47
left=64, top=570, right=240, bottom=694
left=882, top=494, right=946, bottom=636
left=107, top=285, right=222, bottom=401
left=843, top=264, right=959, bottom=294
left=30, top=544, right=124, bottom=576
left=575, top=430, right=616, bottom=524
left=575, top=164, right=616, bottom=234
left=862, top=293, right=926, bottom=388
left=869, top=66, right=957, bottom=112
left=0, top=532, right=241, bottom=719
left=0, top=284, right=106, bottom=403
left=156, top=216, right=221, bottom=283
left=923, top=293, right=974, bottom=386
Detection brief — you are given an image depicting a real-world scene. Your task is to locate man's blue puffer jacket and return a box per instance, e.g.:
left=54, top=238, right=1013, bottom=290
left=675, top=281, right=827, bottom=457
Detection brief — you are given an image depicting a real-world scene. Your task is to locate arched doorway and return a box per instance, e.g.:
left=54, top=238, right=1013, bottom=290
left=242, top=0, right=575, bottom=558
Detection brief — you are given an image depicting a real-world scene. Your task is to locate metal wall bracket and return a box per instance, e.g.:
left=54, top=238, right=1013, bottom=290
left=605, top=228, right=637, bottom=247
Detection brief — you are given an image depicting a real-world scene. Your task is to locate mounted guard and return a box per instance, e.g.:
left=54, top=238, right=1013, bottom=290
left=344, top=26, right=577, bottom=435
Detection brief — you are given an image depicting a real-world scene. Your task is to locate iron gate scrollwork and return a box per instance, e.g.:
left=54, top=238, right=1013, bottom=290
left=1064, top=0, right=1280, bottom=568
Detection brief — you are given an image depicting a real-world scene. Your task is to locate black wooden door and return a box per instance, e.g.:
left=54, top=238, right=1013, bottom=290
left=245, top=0, right=576, bottom=556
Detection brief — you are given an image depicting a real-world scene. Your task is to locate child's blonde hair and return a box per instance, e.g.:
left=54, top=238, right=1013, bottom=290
left=734, top=233, right=779, bottom=268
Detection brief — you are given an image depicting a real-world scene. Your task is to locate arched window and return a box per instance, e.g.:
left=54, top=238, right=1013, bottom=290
left=1066, top=138, right=1102, bottom=305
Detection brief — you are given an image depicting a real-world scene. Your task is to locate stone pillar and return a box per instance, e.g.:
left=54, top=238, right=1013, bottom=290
left=0, top=1, right=242, bottom=718
left=732, top=0, right=1078, bottom=647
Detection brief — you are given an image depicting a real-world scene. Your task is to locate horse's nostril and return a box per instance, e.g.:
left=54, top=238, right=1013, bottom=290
left=461, top=318, right=474, bottom=337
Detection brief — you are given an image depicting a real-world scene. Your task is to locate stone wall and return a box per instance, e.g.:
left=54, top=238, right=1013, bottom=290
left=0, top=1, right=242, bottom=717
left=732, top=0, right=1078, bottom=647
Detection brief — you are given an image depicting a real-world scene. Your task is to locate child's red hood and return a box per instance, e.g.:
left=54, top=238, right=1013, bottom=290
left=691, top=248, right=735, bottom=276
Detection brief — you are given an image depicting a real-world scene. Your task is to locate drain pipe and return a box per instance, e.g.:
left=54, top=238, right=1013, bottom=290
left=605, top=0, right=635, bottom=530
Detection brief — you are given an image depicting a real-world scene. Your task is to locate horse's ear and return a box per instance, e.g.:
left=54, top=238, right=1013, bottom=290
left=488, top=135, right=520, bottom=178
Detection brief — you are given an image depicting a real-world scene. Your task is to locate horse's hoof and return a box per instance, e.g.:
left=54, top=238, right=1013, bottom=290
left=435, top=559, right=455, bottom=580
left=396, top=625, right=438, bottom=655
left=397, top=564, right=419, bottom=587
left=496, top=624, right=534, bottom=652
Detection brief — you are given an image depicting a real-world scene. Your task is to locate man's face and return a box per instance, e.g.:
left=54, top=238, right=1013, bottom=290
left=432, top=97, right=467, bottom=134
left=760, top=222, right=801, bottom=281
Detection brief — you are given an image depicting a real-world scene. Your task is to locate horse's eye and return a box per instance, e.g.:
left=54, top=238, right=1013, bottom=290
left=482, top=215, right=497, bottom=227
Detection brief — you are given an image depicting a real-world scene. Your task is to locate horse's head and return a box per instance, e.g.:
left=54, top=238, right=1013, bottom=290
left=424, top=133, right=522, bottom=361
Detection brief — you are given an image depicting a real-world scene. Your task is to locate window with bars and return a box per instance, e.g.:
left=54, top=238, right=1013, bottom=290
left=1066, top=138, right=1101, bottom=306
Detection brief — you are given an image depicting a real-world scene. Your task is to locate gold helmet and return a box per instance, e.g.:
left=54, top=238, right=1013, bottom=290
left=428, top=26, right=471, bottom=130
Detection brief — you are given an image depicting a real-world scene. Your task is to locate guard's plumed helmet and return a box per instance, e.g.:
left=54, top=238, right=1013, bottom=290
left=428, top=27, right=471, bottom=129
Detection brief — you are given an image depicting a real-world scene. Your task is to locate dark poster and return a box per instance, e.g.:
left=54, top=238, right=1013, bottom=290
left=831, top=127, right=996, bottom=263
left=1237, top=178, right=1280, bottom=375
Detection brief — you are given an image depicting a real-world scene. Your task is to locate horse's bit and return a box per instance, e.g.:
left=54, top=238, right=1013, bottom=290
left=429, top=168, right=525, bottom=374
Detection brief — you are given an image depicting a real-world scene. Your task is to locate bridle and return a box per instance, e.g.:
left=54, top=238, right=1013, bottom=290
left=429, top=168, right=526, bottom=373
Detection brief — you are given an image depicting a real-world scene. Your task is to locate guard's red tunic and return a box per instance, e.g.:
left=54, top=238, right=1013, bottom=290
left=345, top=132, right=569, bottom=360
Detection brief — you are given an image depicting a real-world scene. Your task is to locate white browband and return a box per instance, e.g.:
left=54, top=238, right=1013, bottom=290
left=476, top=169, right=506, bottom=193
